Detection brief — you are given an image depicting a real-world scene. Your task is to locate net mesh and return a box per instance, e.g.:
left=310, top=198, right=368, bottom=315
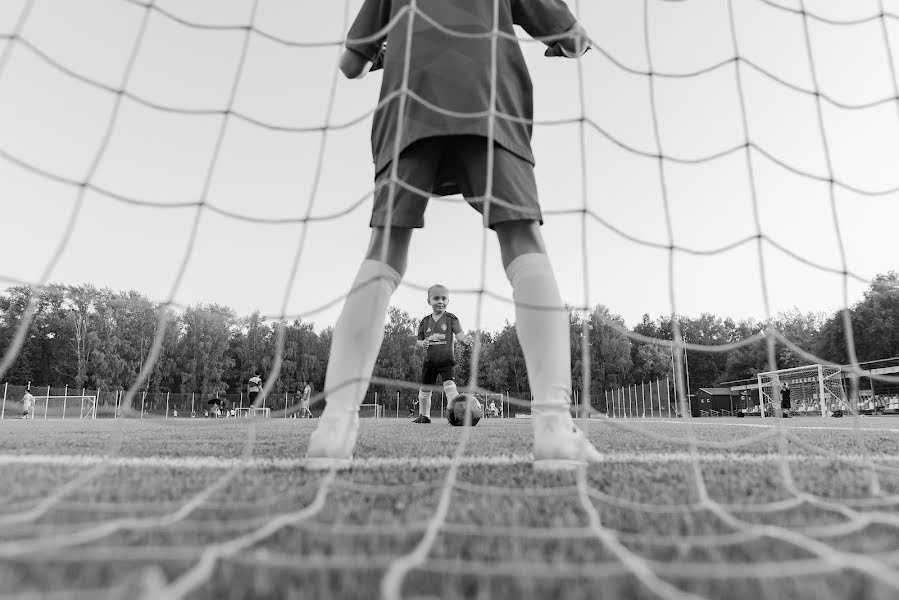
left=3, top=0, right=899, bottom=598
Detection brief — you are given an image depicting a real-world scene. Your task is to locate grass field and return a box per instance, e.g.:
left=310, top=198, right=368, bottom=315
left=4, top=416, right=899, bottom=599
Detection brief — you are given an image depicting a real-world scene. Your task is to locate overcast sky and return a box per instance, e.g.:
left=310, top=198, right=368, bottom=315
left=1, top=0, right=898, bottom=336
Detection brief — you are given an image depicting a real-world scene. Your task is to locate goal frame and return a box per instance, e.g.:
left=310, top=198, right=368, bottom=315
left=235, top=407, right=271, bottom=418
left=359, top=403, right=383, bottom=419
left=30, top=395, right=98, bottom=420
left=757, top=364, right=848, bottom=418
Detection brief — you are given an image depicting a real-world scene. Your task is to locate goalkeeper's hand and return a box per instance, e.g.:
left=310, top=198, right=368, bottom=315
left=544, top=23, right=591, bottom=58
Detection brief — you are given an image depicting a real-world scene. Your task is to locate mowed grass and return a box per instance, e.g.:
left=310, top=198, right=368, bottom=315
left=3, top=417, right=899, bottom=599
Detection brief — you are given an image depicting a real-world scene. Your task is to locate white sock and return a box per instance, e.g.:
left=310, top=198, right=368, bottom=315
left=443, top=380, right=459, bottom=403
left=322, top=260, right=401, bottom=419
left=506, top=253, right=571, bottom=418
left=418, top=390, right=432, bottom=417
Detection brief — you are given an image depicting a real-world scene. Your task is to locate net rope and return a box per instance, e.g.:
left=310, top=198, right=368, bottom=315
left=3, top=0, right=899, bottom=598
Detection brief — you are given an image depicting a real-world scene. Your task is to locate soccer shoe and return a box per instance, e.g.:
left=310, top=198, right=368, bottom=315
left=533, top=413, right=603, bottom=471
left=411, top=415, right=431, bottom=424
left=304, top=414, right=360, bottom=470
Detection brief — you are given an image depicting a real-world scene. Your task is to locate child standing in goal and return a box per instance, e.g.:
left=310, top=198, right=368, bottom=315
left=21, top=390, right=35, bottom=419
left=413, top=284, right=472, bottom=424
left=306, top=0, right=601, bottom=469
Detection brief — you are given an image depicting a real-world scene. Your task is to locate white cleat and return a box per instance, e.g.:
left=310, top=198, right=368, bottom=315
left=304, top=414, right=359, bottom=470
left=533, top=413, right=603, bottom=471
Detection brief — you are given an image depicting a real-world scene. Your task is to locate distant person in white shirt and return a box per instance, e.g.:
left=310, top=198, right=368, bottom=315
left=22, top=391, right=35, bottom=419
left=300, top=382, right=313, bottom=418
left=488, top=399, right=500, bottom=418
left=248, top=371, right=262, bottom=406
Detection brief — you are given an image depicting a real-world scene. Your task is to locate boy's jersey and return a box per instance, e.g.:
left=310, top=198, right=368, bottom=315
left=418, top=312, right=463, bottom=366
left=346, top=0, right=578, bottom=186
left=248, top=376, right=262, bottom=392
left=23, top=393, right=34, bottom=410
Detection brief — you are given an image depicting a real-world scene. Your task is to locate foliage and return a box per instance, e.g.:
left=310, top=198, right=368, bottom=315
left=1, top=274, right=898, bottom=402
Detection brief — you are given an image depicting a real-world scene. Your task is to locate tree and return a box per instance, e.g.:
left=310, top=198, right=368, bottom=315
left=818, top=272, right=899, bottom=364
left=178, top=304, right=235, bottom=394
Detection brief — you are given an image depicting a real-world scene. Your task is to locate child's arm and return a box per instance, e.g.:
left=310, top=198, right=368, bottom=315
left=512, top=1, right=591, bottom=58
left=543, top=22, right=591, bottom=58
left=340, top=50, right=372, bottom=79
left=343, top=0, right=390, bottom=78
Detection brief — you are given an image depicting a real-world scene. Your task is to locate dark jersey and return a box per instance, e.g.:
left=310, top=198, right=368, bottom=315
left=418, top=312, right=463, bottom=366
left=346, top=0, right=578, bottom=189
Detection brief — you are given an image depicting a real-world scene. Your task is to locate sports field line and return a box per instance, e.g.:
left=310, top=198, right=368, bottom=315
left=2, top=451, right=899, bottom=471
left=641, top=418, right=899, bottom=433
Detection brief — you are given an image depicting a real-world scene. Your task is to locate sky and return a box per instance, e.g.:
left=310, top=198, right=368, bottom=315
left=1, top=0, right=898, bottom=336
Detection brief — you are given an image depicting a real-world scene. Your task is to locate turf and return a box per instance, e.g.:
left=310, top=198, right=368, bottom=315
left=3, top=416, right=899, bottom=599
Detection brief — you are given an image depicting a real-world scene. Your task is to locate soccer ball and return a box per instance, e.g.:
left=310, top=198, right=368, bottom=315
left=447, top=394, right=483, bottom=427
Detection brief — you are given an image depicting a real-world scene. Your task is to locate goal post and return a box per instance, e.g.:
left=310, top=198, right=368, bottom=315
left=359, top=403, right=383, bottom=419
left=29, top=395, right=98, bottom=419
left=757, top=364, right=849, bottom=418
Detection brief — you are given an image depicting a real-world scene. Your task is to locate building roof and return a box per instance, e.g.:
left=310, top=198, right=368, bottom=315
left=699, top=388, right=733, bottom=395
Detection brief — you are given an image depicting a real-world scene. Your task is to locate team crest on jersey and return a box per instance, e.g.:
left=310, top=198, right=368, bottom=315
left=441, top=324, right=447, bottom=331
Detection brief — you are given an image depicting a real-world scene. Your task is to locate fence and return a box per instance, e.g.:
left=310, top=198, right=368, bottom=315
left=604, top=378, right=682, bottom=418
left=1, top=383, right=596, bottom=420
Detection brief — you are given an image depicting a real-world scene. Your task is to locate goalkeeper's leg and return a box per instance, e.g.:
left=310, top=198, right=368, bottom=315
left=306, top=227, right=410, bottom=467
left=496, top=221, right=602, bottom=469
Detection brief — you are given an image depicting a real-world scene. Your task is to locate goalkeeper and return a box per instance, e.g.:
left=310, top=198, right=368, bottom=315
left=307, top=0, right=601, bottom=469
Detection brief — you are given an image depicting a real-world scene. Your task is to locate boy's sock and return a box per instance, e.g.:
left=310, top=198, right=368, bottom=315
left=320, top=259, right=401, bottom=420
left=418, top=390, right=432, bottom=417
left=505, top=253, right=571, bottom=420
left=443, top=380, right=459, bottom=403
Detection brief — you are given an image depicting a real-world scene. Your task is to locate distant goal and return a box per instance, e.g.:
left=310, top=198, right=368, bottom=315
left=758, top=364, right=849, bottom=417
left=359, top=403, right=383, bottom=419
left=23, top=395, right=98, bottom=420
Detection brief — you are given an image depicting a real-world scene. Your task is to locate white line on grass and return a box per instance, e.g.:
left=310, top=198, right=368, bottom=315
left=4, top=451, right=899, bottom=471
left=648, top=418, right=899, bottom=433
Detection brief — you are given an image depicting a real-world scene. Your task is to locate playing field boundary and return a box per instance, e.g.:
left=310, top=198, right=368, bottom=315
left=4, top=451, right=899, bottom=471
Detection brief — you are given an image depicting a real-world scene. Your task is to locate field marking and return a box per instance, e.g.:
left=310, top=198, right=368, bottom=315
left=3, top=451, right=899, bottom=471
left=630, top=418, right=899, bottom=433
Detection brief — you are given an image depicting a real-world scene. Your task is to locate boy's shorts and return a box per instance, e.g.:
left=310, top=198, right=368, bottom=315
left=371, top=135, right=542, bottom=229
left=421, top=364, right=455, bottom=386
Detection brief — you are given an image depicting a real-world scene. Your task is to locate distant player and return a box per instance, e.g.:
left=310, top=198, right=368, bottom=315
left=300, top=382, right=313, bottom=418
left=488, top=399, right=500, bottom=418
left=413, top=284, right=472, bottom=424
left=247, top=371, right=262, bottom=406
left=172, top=408, right=178, bottom=418
left=781, top=383, right=791, bottom=417
left=306, top=0, right=601, bottom=468
left=22, top=390, right=35, bottom=419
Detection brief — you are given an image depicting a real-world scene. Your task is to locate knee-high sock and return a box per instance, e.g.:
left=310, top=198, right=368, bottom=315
left=322, top=260, right=401, bottom=418
left=505, top=253, right=571, bottom=417
left=418, top=390, right=432, bottom=417
left=443, top=380, right=459, bottom=403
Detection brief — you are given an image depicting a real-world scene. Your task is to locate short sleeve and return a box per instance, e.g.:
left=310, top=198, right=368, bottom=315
left=511, top=0, right=578, bottom=44
left=346, top=0, right=392, bottom=65
left=417, top=319, right=426, bottom=340
left=452, top=317, right=463, bottom=334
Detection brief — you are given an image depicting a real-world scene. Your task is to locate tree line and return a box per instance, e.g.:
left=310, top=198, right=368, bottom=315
left=1, top=272, right=897, bottom=408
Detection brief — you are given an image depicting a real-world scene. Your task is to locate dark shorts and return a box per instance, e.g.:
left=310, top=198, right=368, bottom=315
left=248, top=391, right=259, bottom=404
left=421, top=364, right=455, bottom=386
left=372, top=136, right=542, bottom=229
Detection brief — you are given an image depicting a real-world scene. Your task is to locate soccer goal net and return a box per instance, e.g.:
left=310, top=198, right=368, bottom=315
left=758, top=364, right=850, bottom=417
left=359, top=403, right=383, bottom=419
left=28, top=395, right=98, bottom=420
left=5, top=2, right=899, bottom=599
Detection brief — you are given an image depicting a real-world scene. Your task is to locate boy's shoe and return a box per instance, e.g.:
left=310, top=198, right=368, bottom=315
left=411, top=415, right=431, bottom=424
left=533, top=413, right=603, bottom=471
left=304, top=414, right=360, bottom=470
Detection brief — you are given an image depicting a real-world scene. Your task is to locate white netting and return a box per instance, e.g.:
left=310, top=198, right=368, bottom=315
left=4, top=1, right=899, bottom=599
